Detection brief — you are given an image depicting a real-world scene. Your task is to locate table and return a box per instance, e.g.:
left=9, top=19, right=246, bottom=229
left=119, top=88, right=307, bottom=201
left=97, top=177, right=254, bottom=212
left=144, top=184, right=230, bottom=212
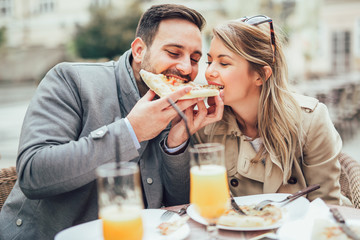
left=55, top=204, right=360, bottom=240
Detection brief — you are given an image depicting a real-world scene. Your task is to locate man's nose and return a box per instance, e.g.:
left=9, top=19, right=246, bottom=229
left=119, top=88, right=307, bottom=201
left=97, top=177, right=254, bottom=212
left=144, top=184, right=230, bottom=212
left=176, top=58, right=192, bottom=75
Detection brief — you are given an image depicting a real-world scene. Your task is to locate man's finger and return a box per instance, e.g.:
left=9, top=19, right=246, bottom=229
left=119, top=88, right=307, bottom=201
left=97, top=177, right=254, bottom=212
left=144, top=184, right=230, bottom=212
left=141, top=90, right=156, bottom=102
left=157, top=87, right=192, bottom=109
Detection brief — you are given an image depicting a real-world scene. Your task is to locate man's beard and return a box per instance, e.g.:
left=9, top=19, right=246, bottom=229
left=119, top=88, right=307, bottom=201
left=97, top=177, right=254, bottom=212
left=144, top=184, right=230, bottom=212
left=140, top=51, right=156, bottom=74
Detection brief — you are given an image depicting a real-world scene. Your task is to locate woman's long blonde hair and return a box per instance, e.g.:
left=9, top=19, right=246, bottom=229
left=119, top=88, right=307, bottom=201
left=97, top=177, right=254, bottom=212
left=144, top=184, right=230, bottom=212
left=213, top=19, right=303, bottom=183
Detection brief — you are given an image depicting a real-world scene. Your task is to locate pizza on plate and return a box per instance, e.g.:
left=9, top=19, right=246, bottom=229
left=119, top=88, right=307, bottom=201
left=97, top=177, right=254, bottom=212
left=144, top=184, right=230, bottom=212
left=139, top=69, right=223, bottom=100
left=218, top=204, right=283, bottom=228
left=311, top=219, right=360, bottom=240
left=157, top=215, right=189, bottom=235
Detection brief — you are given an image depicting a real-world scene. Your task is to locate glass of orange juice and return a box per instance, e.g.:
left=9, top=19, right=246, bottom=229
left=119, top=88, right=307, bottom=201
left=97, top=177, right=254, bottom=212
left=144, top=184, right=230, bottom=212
left=96, top=162, right=144, bottom=240
left=189, top=143, right=229, bottom=239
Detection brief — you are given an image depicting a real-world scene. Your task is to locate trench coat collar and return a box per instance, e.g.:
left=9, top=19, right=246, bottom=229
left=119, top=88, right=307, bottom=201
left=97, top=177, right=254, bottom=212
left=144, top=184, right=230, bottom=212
left=203, top=107, right=284, bottom=193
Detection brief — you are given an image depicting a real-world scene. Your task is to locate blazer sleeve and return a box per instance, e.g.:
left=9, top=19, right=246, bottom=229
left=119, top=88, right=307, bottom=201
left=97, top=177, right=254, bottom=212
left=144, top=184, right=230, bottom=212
left=159, top=136, right=191, bottom=206
left=301, top=102, right=343, bottom=204
left=16, top=63, right=139, bottom=199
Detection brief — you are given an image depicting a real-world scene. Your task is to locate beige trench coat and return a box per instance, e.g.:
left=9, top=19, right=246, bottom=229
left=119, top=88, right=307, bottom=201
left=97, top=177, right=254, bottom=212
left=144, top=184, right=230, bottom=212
left=195, top=93, right=347, bottom=205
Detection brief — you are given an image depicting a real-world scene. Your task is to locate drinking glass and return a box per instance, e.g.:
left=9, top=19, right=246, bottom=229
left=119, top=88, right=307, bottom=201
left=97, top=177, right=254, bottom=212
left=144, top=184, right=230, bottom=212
left=189, top=143, right=229, bottom=239
left=96, top=162, right=144, bottom=240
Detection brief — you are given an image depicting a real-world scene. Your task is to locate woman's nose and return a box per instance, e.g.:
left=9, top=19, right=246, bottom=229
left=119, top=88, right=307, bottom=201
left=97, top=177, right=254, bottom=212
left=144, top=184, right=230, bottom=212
left=205, top=65, right=218, bottom=79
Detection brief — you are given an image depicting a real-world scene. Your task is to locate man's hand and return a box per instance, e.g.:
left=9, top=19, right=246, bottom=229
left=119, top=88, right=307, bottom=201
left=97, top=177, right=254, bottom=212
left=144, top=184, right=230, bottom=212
left=166, top=93, right=224, bottom=148
left=127, top=87, right=199, bottom=143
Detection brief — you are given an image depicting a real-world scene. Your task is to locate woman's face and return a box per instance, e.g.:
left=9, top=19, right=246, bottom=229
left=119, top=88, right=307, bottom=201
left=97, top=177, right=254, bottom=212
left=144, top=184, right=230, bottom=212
left=205, top=37, right=261, bottom=107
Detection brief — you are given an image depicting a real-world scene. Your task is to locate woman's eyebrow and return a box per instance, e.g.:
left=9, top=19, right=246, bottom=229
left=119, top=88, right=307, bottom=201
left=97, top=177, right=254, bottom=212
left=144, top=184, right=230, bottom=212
left=207, top=53, right=233, bottom=59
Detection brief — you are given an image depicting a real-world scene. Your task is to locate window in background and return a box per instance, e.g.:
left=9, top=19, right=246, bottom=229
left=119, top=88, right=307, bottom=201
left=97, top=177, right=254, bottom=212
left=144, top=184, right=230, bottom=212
left=91, top=0, right=111, bottom=7
left=39, top=0, right=55, bottom=14
left=355, top=18, right=360, bottom=58
left=332, top=30, right=351, bottom=74
left=0, top=0, right=12, bottom=17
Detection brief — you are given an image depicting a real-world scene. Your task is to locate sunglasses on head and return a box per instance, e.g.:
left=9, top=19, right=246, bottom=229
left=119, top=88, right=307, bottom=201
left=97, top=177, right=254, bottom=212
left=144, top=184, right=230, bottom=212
left=238, top=15, right=276, bottom=63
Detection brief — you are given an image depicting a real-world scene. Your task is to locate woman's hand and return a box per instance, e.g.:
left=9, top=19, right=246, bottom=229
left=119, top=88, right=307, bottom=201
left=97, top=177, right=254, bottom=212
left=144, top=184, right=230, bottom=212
left=166, top=94, right=224, bottom=148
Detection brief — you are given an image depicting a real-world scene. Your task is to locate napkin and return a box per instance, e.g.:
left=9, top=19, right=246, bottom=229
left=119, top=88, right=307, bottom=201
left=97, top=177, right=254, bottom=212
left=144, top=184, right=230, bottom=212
left=277, top=198, right=334, bottom=240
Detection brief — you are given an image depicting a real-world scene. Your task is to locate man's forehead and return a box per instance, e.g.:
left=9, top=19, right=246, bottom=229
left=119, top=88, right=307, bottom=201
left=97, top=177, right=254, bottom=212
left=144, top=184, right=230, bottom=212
left=153, top=19, right=202, bottom=54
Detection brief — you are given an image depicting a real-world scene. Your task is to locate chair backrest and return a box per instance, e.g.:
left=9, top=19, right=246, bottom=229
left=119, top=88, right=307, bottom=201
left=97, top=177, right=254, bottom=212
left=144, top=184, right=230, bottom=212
left=0, top=166, right=17, bottom=211
left=339, top=152, right=360, bottom=209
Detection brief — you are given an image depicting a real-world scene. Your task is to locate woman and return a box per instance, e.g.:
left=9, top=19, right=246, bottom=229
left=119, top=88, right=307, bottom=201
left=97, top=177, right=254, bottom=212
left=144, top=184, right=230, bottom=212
left=166, top=16, right=349, bottom=205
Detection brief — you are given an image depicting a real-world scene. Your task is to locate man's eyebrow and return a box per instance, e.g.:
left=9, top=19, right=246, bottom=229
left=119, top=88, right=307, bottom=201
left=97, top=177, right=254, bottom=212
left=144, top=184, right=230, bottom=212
left=164, top=44, right=202, bottom=57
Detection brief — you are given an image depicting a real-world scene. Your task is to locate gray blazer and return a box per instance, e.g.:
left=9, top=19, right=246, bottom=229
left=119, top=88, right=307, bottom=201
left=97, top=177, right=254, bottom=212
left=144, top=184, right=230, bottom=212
left=0, top=50, right=190, bottom=240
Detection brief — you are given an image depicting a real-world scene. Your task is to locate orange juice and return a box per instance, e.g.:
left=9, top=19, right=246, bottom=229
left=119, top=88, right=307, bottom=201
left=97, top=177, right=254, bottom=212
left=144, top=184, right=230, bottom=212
left=190, top=165, right=229, bottom=220
left=100, top=205, right=143, bottom=240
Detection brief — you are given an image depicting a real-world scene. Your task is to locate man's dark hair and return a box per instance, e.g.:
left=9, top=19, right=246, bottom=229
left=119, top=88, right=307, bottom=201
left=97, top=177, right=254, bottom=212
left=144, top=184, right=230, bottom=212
left=135, top=4, right=206, bottom=46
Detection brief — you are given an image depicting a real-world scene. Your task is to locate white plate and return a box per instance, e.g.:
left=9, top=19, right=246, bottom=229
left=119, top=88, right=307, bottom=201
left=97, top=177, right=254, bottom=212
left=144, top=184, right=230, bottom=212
left=55, top=209, right=190, bottom=240
left=187, top=193, right=310, bottom=231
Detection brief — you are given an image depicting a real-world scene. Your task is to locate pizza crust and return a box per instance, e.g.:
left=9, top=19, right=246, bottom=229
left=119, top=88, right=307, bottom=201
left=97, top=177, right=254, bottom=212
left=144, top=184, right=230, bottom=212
left=139, top=69, right=220, bottom=99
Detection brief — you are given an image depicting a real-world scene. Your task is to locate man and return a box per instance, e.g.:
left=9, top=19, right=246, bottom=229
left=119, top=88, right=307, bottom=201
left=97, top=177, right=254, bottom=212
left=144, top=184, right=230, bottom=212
left=0, top=4, right=223, bottom=240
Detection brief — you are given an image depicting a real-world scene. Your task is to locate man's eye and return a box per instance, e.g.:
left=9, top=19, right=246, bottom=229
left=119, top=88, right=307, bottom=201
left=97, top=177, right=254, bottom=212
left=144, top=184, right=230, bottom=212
left=206, top=61, right=212, bottom=65
left=191, top=58, right=199, bottom=63
left=167, top=50, right=179, bottom=56
left=220, top=63, right=229, bottom=66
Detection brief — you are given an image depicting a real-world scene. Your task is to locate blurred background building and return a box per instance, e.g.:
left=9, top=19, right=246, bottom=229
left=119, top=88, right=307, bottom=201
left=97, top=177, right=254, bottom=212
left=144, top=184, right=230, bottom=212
left=0, top=0, right=359, bottom=167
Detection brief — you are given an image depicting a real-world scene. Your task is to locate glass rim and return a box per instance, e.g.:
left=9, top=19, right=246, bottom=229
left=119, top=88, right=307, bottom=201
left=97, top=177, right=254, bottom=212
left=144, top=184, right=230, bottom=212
left=189, top=143, right=225, bottom=154
left=96, top=161, right=139, bottom=178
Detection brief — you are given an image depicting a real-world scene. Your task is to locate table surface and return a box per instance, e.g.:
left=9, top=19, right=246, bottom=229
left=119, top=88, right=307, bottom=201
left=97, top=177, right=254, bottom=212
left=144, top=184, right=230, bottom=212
left=167, top=204, right=360, bottom=239
left=55, top=203, right=360, bottom=240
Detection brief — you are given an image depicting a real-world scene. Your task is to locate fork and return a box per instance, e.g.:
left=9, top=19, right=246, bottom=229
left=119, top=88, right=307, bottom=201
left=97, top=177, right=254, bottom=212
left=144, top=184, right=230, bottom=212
left=254, top=184, right=320, bottom=210
left=160, top=205, right=189, bottom=222
left=230, top=192, right=247, bottom=215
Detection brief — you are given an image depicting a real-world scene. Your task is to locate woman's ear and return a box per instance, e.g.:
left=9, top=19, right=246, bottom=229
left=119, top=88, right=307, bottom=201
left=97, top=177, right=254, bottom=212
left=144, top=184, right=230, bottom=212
left=254, top=66, right=272, bottom=86
left=263, top=66, right=272, bottom=82
left=131, top=37, right=147, bottom=64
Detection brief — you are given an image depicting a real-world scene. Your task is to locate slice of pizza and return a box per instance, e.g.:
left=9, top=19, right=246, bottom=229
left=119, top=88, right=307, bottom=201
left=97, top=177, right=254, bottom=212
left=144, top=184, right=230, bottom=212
left=139, top=69, right=223, bottom=100
left=218, top=204, right=283, bottom=228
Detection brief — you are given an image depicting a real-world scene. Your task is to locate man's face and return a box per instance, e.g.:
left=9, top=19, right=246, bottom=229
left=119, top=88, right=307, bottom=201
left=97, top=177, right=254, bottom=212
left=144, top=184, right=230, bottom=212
left=141, top=18, right=202, bottom=82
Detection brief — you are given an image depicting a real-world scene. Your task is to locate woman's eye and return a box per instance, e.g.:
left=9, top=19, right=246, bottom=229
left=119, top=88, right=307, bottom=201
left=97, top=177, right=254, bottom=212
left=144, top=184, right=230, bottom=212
left=206, top=61, right=212, bottom=65
left=220, top=63, right=229, bottom=66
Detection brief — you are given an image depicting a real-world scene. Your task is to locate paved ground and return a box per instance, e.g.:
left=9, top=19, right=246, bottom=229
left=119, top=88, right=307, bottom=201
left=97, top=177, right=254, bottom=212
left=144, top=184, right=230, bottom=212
left=0, top=83, right=359, bottom=169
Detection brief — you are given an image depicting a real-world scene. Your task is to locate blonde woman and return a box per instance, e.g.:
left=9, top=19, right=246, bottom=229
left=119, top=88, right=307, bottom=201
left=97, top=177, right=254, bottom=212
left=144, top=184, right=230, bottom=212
left=165, top=16, right=350, bottom=205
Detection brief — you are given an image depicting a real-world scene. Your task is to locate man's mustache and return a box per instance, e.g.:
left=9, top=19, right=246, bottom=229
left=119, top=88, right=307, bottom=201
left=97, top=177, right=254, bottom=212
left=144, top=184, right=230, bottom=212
left=161, top=70, right=191, bottom=82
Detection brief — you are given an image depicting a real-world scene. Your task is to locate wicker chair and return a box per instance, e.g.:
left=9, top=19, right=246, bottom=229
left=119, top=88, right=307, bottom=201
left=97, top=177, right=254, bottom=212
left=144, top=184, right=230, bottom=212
left=0, top=166, right=17, bottom=211
left=339, top=152, right=360, bottom=209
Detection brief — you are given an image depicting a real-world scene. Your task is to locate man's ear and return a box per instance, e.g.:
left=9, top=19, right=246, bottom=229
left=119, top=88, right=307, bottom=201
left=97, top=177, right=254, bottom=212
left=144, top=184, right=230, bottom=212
left=131, top=37, right=147, bottom=64
left=255, top=66, right=272, bottom=86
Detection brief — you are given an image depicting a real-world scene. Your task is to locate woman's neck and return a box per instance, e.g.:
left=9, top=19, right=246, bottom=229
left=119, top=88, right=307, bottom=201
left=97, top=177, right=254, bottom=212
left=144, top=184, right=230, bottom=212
left=231, top=98, right=259, bottom=139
